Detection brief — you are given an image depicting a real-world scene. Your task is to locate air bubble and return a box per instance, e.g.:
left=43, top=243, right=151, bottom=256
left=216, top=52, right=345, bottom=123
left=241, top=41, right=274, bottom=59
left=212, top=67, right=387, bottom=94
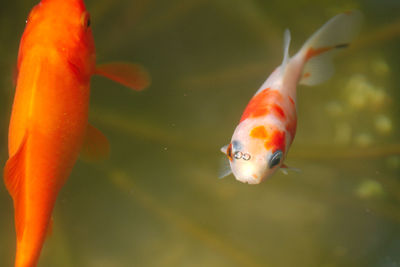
left=242, top=153, right=251, bottom=160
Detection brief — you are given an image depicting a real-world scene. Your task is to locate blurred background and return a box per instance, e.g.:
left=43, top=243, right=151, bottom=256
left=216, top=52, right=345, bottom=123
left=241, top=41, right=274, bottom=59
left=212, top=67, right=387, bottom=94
left=0, top=0, right=399, bottom=266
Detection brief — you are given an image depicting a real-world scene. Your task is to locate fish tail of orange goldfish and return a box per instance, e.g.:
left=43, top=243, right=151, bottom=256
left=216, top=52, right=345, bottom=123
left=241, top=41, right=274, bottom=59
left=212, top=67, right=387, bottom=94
left=14, top=241, right=42, bottom=267
left=10, top=197, right=54, bottom=267
left=295, top=10, right=363, bottom=86
left=13, top=210, right=53, bottom=267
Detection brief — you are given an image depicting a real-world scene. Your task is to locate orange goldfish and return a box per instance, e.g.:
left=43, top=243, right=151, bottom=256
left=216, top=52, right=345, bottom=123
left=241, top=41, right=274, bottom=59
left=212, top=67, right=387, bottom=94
left=4, top=0, right=150, bottom=266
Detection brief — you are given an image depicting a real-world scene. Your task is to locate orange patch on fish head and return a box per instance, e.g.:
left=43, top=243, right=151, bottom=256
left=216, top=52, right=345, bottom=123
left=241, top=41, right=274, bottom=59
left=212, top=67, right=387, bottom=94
left=250, top=126, right=268, bottom=139
left=251, top=108, right=268, bottom=118
left=264, top=130, right=286, bottom=153
left=240, top=89, right=284, bottom=122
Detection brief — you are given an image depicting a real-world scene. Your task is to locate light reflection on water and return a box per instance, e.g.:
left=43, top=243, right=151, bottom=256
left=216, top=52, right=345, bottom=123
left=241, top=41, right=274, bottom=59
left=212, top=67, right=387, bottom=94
left=0, top=0, right=399, bottom=266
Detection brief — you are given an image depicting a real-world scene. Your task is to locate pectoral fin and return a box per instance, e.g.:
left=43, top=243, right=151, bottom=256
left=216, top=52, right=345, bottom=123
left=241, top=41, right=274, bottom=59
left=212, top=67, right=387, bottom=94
left=95, top=62, right=150, bottom=91
left=81, top=124, right=110, bottom=161
left=4, top=133, right=28, bottom=240
left=218, top=156, right=232, bottom=179
left=280, top=163, right=301, bottom=175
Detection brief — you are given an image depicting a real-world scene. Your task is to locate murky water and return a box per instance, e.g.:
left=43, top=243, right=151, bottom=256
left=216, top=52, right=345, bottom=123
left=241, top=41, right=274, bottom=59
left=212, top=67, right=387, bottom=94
left=0, top=0, right=399, bottom=266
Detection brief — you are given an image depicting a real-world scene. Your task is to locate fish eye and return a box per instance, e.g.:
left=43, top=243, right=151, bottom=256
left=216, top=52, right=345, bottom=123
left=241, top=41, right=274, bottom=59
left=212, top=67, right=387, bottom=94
left=80, top=12, right=91, bottom=29
left=226, top=143, right=233, bottom=161
left=269, top=150, right=283, bottom=168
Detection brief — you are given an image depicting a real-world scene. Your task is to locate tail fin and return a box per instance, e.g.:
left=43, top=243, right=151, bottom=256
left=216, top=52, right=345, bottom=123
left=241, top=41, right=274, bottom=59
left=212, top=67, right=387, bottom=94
left=297, top=11, right=363, bottom=86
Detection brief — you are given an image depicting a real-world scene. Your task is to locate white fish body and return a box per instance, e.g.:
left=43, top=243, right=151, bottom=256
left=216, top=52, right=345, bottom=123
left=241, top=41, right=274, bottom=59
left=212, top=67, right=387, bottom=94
left=221, top=11, right=363, bottom=184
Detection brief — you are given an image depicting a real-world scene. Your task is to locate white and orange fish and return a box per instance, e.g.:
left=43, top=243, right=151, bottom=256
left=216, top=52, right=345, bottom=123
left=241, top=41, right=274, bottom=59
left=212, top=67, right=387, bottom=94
left=221, top=11, right=362, bottom=184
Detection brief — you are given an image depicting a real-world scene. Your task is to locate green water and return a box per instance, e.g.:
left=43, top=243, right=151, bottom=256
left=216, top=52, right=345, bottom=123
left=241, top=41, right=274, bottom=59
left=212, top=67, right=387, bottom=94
left=1, top=0, right=400, bottom=266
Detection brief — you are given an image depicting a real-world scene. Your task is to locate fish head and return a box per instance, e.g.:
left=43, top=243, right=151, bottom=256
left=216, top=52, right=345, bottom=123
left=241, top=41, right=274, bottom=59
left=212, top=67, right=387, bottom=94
left=20, top=0, right=96, bottom=75
left=222, top=121, right=287, bottom=184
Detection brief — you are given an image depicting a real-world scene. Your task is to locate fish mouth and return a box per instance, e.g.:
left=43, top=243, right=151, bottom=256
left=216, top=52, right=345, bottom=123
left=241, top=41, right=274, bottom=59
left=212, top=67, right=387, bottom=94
left=233, top=166, right=264, bottom=184
left=236, top=175, right=262, bottom=185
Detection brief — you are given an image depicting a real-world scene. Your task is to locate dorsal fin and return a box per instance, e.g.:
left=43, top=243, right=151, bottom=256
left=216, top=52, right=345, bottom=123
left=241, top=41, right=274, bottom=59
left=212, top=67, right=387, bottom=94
left=4, top=133, right=28, bottom=240
left=280, top=29, right=291, bottom=76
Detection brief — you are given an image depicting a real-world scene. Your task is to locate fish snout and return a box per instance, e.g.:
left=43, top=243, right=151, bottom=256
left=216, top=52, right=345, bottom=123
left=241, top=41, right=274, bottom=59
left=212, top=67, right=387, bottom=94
left=236, top=174, right=262, bottom=185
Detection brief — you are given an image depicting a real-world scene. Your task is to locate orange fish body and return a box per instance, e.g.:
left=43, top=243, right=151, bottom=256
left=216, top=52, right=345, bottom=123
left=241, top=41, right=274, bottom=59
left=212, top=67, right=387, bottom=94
left=5, top=0, right=149, bottom=266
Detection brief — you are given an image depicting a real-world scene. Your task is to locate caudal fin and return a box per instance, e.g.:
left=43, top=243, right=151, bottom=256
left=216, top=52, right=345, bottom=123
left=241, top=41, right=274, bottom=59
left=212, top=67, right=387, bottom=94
left=297, top=11, right=363, bottom=86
